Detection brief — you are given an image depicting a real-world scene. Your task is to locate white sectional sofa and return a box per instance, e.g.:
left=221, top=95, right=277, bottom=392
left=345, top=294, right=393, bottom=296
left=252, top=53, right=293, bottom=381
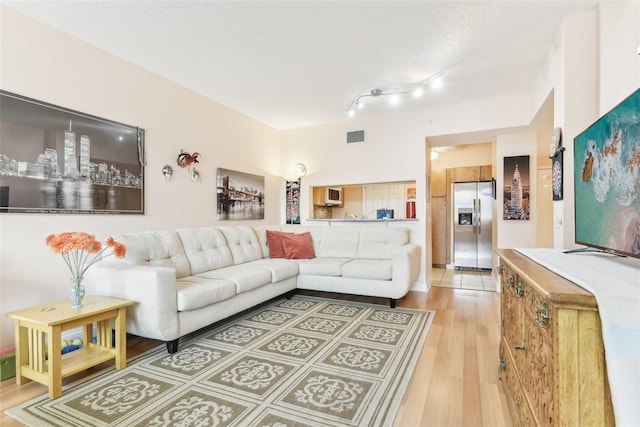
left=85, top=224, right=421, bottom=353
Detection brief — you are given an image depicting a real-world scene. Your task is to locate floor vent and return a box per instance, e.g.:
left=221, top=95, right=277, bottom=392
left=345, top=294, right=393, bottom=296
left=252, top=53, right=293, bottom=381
left=346, top=130, right=365, bottom=144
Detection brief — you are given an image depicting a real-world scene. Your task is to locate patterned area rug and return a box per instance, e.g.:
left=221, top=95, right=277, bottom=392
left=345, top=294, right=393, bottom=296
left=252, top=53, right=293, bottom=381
left=7, top=295, right=434, bottom=427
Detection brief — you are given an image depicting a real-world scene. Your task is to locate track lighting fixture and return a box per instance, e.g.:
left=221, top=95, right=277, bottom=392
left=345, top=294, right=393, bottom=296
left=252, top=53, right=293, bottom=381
left=346, top=72, right=445, bottom=117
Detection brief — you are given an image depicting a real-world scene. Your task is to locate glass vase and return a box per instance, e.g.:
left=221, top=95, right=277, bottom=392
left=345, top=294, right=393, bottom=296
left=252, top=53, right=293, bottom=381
left=69, top=277, right=86, bottom=309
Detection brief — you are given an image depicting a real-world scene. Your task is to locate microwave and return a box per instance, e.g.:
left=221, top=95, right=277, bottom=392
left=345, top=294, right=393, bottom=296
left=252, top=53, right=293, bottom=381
left=325, top=187, right=343, bottom=205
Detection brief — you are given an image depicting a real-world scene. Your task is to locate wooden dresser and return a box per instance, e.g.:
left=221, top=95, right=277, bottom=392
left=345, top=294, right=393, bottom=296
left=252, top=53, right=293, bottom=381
left=497, top=249, right=614, bottom=426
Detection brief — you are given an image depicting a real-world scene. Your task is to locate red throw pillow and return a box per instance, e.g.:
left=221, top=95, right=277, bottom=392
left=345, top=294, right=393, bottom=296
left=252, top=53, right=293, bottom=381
left=266, top=230, right=290, bottom=258
left=281, top=232, right=315, bottom=259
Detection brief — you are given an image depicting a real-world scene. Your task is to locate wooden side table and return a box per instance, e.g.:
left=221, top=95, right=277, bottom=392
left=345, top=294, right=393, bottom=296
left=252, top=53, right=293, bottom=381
left=7, top=295, right=133, bottom=399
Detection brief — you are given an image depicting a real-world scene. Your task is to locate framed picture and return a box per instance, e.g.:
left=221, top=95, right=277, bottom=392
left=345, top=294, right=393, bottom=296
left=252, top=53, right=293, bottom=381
left=406, top=186, right=416, bottom=200
left=503, top=155, right=530, bottom=220
left=552, top=149, right=564, bottom=201
left=216, top=168, right=265, bottom=220
left=286, top=180, right=300, bottom=224
left=0, top=91, right=145, bottom=214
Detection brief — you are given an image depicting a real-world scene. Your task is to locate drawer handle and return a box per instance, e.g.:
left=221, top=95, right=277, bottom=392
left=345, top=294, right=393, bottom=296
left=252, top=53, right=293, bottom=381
left=535, top=304, right=550, bottom=327
left=500, top=357, right=507, bottom=371
left=514, top=345, right=528, bottom=355
left=498, top=264, right=504, bottom=275
left=515, top=280, right=524, bottom=298
left=507, top=275, right=515, bottom=287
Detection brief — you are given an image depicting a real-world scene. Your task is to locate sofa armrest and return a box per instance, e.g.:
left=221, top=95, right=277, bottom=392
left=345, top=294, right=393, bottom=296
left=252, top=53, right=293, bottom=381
left=391, top=244, right=422, bottom=296
left=84, top=261, right=180, bottom=342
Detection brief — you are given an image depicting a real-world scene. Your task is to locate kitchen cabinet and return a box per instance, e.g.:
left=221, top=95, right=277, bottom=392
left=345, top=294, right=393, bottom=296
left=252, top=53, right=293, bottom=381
left=452, top=165, right=492, bottom=182
left=431, top=196, right=447, bottom=266
left=313, top=186, right=325, bottom=206
left=431, top=169, right=446, bottom=197
left=497, top=249, right=614, bottom=427
left=363, top=182, right=406, bottom=219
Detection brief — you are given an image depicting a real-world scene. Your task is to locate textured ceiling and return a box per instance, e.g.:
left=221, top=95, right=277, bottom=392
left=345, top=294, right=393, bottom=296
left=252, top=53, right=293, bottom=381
left=3, top=1, right=596, bottom=130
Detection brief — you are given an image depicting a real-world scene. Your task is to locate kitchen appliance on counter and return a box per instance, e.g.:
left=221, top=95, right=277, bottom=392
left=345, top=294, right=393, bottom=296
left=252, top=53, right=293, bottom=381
left=453, top=181, right=493, bottom=271
left=325, top=187, right=343, bottom=205
left=376, top=209, right=394, bottom=219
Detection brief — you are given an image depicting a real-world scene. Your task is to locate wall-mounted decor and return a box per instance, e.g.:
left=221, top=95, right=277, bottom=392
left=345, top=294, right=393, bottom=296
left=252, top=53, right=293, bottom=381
left=552, top=149, right=564, bottom=201
left=162, top=164, right=174, bottom=181
left=286, top=180, right=301, bottom=224
left=216, top=168, right=264, bottom=220
left=177, top=150, right=200, bottom=182
left=503, top=155, right=530, bottom=220
left=0, top=91, right=145, bottom=214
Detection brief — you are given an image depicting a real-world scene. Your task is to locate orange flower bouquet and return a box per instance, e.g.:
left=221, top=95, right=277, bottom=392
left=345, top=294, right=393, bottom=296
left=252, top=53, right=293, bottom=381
left=45, top=232, right=126, bottom=308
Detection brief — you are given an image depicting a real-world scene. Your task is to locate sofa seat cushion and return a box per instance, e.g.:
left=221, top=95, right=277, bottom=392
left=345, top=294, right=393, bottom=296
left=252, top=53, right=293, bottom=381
left=295, top=258, right=352, bottom=276
left=251, top=259, right=299, bottom=282
left=341, top=259, right=393, bottom=280
left=199, top=264, right=272, bottom=294
left=176, top=276, right=236, bottom=311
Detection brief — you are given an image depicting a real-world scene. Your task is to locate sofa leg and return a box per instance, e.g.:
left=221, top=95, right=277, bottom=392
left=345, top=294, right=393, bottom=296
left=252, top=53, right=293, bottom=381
left=166, top=339, right=179, bottom=353
left=389, top=298, right=397, bottom=308
left=285, top=290, right=296, bottom=300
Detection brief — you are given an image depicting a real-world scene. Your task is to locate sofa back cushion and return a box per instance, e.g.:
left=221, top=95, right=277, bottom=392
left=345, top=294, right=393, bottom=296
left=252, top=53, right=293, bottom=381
left=116, top=230, right=191, bottom=278
left=356, top=227, right=409, bottom=259
left=251, top=225, right=279, bottom=258
left=177, top=227, right=233, bottom=274
left=218, top=226, right=263, bottom=265
left=317, top=226, right=360, bottom=258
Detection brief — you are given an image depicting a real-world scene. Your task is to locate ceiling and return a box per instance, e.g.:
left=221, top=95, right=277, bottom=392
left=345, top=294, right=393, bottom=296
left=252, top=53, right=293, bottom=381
left=3, top=1, right=596, bottom=131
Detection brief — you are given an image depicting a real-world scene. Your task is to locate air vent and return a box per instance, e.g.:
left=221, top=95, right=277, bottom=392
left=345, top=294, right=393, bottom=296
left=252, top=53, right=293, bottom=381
left=346, top=130, right=365, bottom=144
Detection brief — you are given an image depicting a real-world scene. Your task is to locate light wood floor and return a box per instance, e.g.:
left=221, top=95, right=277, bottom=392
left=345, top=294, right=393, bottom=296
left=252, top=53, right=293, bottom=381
left=1, top=286, right=513, bottom=427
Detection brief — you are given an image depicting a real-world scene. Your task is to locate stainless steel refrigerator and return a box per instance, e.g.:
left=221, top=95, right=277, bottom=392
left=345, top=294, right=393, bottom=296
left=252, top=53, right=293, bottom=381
left=453, top=181, right=493, bottom=271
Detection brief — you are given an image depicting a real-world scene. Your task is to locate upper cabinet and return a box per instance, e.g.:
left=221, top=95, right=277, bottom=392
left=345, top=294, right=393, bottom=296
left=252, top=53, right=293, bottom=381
left=312, top=186, right=325, bottom=206
left=451, top=165, right=493, bottom=182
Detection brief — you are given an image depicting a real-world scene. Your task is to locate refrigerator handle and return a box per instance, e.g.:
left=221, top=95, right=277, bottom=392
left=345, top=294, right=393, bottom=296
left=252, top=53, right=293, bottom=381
left=472, top=199, right=478, bottom=234
left=477, top=198, right=481, bottom=235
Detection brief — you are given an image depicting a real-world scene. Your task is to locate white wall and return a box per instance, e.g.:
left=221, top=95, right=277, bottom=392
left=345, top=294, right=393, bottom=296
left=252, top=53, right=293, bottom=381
left=530, top=4, right=640, bottom=249
left=0, top=8, right=282, bottom=350
left=599, top=1, right=640, bottom=111
left=431, top=143, right=493, bottom=170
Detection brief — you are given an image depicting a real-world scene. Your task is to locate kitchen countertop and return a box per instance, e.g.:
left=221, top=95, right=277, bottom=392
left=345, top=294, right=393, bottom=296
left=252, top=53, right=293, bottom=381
left=306, top=218, right=419, bottom=222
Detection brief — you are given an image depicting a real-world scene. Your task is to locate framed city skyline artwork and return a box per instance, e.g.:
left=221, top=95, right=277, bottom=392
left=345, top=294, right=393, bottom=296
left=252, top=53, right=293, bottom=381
left=0, top=91, right=145, bottom=214
left=216, top=168, right=265, bottom=220
left=503, top=155, right=530, bottom=220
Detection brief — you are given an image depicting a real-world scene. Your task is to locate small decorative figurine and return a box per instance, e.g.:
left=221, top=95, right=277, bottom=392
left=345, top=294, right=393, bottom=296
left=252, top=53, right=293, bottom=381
left=177, top=150, right=200, bottom=168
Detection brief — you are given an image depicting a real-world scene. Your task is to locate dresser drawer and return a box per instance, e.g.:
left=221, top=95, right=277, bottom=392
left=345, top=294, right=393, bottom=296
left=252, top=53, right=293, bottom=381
left=501, top=341, right=536, bottom=427
left=523, top=316, right=554, bottom=426
left=522, top=283, right=553, bottom=339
